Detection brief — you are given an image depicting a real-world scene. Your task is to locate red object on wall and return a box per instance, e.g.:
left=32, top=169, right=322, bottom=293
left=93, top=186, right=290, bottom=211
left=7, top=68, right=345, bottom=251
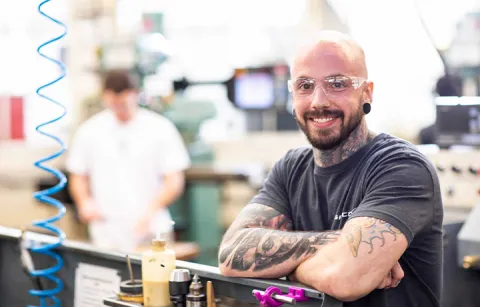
left=0, top=96, right=24, bottom=141
left=10, top=96, right=24, bottom=140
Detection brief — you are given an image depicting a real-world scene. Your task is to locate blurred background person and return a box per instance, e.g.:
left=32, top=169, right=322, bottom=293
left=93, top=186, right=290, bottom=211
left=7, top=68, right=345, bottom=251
left=66, top=69, right=190, bottom=252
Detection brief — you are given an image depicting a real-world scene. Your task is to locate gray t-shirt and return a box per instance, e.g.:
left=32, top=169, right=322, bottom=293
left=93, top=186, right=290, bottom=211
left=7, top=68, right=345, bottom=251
left=251, top=133, right=443, bottom=307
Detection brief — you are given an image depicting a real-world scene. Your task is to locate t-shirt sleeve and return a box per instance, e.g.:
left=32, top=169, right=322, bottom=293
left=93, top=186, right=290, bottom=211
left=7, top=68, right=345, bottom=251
left=249, top=153, right=292, bottom=219
left=66, top=125, right=90, bottom=175
left=156, top=120, right=191, bottom=174
left=348, top=157, right=435, bottom=244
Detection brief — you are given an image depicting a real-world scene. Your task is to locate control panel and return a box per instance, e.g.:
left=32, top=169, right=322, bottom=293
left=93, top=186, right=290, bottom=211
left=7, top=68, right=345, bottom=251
left=424, top=150, right=480, bottom=209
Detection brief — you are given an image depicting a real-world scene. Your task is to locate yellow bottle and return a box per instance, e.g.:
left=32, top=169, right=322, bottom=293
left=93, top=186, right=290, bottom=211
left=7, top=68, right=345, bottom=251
left=142, top=239, right=176, bottom=307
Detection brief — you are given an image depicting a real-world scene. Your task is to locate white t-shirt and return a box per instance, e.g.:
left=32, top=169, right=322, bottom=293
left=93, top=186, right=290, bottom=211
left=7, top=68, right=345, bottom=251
left=66, top=108, right=190, bottom=251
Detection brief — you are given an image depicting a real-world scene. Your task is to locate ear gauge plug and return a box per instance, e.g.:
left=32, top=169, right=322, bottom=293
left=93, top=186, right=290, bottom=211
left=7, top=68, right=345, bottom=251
left=363, top=102, right=371, bottom=114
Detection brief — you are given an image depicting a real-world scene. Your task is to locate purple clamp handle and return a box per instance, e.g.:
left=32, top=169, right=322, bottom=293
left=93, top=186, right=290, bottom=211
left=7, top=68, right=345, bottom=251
left=253, top=286, right=309, bottom=307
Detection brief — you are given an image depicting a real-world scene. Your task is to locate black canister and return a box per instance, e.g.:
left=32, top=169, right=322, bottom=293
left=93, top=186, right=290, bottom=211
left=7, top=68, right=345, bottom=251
left=169, top=269, right=191, bottom=307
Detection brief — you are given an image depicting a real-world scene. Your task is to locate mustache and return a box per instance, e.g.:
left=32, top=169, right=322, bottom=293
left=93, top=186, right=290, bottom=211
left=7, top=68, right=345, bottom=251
left=304, top=109, right=343, bottom=118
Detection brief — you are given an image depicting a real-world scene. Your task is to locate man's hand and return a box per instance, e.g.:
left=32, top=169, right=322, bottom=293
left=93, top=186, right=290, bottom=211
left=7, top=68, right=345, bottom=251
left=377, top=262, right=404, bottom=289
left=78, top=200, right=103, bottom=223
left=132, top=171, right=184, bottom=241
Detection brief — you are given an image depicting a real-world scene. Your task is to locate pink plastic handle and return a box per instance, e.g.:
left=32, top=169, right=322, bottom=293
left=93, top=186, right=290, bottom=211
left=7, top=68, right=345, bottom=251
left=253, top=286, right=308, bottom=307
left=287, top=287, right=308, bottom=303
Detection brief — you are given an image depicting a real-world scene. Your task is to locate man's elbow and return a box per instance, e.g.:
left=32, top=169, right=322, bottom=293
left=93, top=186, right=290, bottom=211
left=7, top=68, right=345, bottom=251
left=218, top=246, right=238, bottom=277
left=218, top=262, right=236, bottom=277
left=218, top=259, right=244, bottom=278
left=217, top=244, right=252, bottom=278
left=218, top=263, right=260, bottom=278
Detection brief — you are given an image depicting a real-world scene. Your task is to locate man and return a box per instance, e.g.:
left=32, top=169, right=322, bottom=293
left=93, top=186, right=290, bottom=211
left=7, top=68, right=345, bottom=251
left=218, top=31, right=443, bottom=306
left=66, top=69, right=190, bottom=251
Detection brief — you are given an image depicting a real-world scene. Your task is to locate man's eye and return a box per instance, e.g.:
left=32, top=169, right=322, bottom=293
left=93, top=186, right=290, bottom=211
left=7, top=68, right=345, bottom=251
left=300, top=83, right=314, bottom=90
left=331, top=82, right=346, bottom=88
left=297, top=81, right=315, bottom=91
left=326, top=78, right=350, bottom=90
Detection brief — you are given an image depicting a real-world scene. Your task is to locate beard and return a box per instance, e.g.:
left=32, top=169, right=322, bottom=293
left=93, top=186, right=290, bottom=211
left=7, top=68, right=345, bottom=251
left=294, top=103, right=363, bottom=150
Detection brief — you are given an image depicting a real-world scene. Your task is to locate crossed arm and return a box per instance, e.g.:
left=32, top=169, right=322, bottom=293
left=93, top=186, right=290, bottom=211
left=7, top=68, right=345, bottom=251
left=218, top=203, right=407, bottom=301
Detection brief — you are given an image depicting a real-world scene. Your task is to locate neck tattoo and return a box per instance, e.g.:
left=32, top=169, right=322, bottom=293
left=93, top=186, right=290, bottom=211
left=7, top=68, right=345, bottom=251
left=313, top=120, right=376, bottom=168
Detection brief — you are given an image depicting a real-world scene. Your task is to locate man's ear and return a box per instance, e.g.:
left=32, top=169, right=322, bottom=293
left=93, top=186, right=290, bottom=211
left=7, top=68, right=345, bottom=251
left=364, top=81, right=374, bottom=104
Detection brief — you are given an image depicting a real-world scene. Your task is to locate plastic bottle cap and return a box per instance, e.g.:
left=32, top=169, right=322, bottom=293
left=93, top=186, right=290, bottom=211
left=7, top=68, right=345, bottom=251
left=152, top=239, right=166, bottom=251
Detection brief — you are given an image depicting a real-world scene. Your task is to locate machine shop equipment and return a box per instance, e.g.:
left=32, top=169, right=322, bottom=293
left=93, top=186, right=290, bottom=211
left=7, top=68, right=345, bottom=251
left=422, top=97, right=480, bottom=209
left=420, top=95, right=480, bottom=307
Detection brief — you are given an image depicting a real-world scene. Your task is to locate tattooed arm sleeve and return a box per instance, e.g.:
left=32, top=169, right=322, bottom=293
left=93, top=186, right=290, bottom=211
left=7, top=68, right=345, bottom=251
left=218, top=203, right=341, bottom=278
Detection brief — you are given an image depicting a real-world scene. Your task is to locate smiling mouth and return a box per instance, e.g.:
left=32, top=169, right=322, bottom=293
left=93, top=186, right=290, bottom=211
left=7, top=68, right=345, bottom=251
left=311, top=117, right=337, bottom=123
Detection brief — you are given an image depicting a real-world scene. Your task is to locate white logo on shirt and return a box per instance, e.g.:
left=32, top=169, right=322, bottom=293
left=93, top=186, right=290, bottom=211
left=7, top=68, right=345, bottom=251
left=333, top=208, right=356, bottom=221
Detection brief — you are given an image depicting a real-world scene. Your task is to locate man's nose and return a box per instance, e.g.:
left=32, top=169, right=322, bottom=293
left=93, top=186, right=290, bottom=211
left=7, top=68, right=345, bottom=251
left=311, top=85, right=330, bottom=108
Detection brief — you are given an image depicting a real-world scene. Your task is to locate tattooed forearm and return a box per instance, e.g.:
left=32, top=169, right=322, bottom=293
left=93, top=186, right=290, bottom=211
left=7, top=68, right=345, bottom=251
left=219, top=203, right=341, bottom=275
left=220, top=227, right=340, bottom=273
left=344, top=217, right=402, bottom=257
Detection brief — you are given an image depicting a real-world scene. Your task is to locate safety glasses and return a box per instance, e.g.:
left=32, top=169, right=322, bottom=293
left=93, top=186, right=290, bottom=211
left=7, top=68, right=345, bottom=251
left=288, top=75, right=368, bottom=99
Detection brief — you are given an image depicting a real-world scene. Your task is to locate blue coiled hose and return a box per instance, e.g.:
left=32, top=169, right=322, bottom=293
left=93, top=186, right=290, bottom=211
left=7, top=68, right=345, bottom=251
left=29, top=0, right=68, bottom=306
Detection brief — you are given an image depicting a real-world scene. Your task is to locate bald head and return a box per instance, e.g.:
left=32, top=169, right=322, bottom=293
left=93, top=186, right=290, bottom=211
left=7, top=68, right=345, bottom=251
left=291, top=30, right=368, bottom=79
